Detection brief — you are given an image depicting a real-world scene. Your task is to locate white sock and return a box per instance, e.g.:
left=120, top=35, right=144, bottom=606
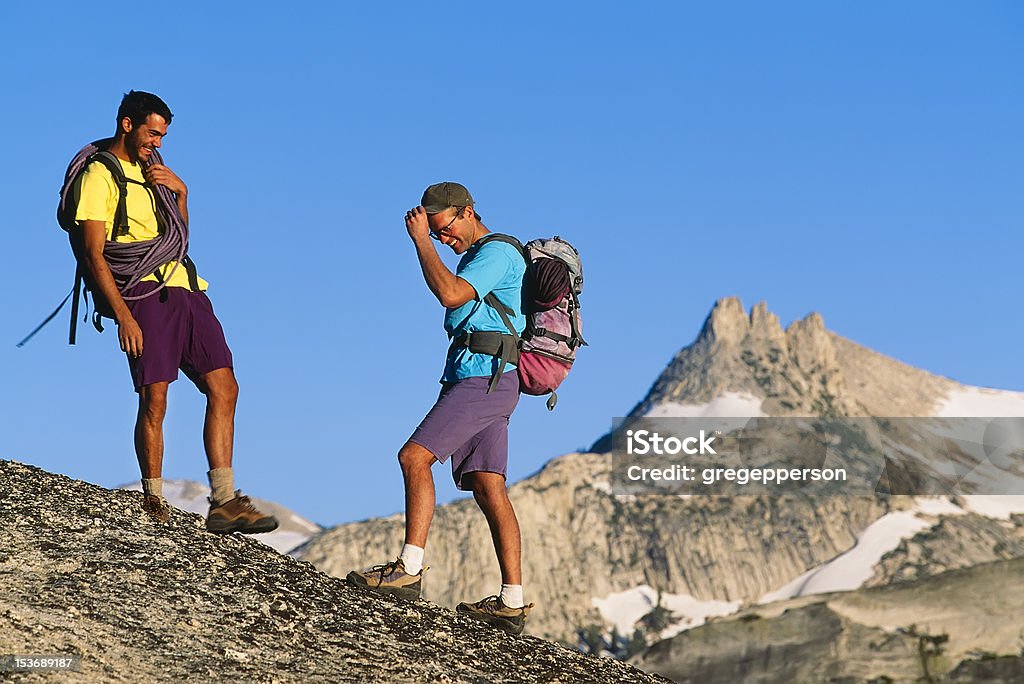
left=142, top=478, right=163, bottom=498
left=399, top=544, right=424, bottom=575
left=500, top=584, right=524, bottom=608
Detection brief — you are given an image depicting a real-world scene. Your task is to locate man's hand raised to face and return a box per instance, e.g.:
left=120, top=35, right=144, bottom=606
left=405, top=206, right=431, bottom=242
left=144, top=164, right=187, bottom=197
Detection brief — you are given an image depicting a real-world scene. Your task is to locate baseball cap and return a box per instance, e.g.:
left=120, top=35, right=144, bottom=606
left=421, top=182, right=474, bottom=215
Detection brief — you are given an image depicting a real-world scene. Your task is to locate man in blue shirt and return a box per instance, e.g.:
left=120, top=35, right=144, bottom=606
left=347, top=182, right=534, bottom=635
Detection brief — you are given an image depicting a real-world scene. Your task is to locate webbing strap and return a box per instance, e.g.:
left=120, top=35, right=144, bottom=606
left=447, top=330, right=520, bottom=394
left=484, top=292, right=520, bottom=340
left=532, top=327, right=570, bottom=344
left=444, top=235, right=527, bottom=393
left=182, top=255, right=200, bottom=292
left=15, top=280, right=77, bottom=348
left=89, top=152, right=131, bottom=239
left=70, top=270, right=81, bottom=345
left=482, top=292, right=524, bottom=393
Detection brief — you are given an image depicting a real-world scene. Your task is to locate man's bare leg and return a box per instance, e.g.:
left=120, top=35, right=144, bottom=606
left=194, top=367, right=238, bottom=504
left=136, top=381, right=170, bottom=521
left=467, top=471, right=522, bottom=586
left=196, top=367, right=238, bottom=471
left=135, top=381, right=169, bottom=480
left=398, top=441, right=438, bottom=549
left=345, top=441, right=436, bottom=591
left=194, top=367, right=277, bottom=533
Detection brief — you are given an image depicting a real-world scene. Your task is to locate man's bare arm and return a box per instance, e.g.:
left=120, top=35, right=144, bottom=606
left=411, top=236, right=477, bottom=308
left=78, top=220, right=144, bottom=357
left=405, top=207, right=476, bottom=308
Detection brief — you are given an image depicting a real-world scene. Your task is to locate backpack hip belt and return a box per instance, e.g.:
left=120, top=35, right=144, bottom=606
left=447, top=330, right=521, bottom=393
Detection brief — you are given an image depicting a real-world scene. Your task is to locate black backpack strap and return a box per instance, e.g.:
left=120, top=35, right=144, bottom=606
left=69, top=269, right=82, bottom=344
left=566, top=289, right=586, bottom=348
left=15, top=275, right=79, bottom=348
left=475, top=233, right=528, bottom=263
left=88, top=151, right=132, bottom=239
left=482, top=292, right=522, bottom=393
left=182, top=255, right=201, bottom=292
left=476, top=232, right=544, bottom=335
left=485, top=292, right=520, bottom=340
left=445, top=235, right=527, bottom=393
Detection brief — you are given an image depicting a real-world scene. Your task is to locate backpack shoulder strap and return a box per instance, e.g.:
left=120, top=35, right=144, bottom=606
left=87, top=151, right=134, bottom=239
left=484, top=292, right=520, bottom=340
left=475, top=233, right=528, bottom=264
left=474, top=233, right=526, bottom=329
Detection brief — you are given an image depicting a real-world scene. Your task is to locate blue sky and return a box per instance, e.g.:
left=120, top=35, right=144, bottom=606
left=1, top=2, right=1022, bottom=526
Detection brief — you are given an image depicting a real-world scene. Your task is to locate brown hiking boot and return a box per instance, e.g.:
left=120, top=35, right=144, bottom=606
left=346, top=558, right=427, bottom=601
left=142, top=495, right=170, bottom=523
left=456, top=595, right=534, bottom=635
left=206, top=490, right=278, bottom=534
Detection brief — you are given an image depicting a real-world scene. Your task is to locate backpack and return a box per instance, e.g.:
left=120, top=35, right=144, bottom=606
left=17, top=139, right=195, bottom=347
left=469, top=234, right=587, bottom=410
left=60, top=150, right=144, bottom=325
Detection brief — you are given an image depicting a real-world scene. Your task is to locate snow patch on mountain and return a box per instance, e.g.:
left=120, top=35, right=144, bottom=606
left=766, top=511, right=933, bottom=599
left=592, top=585, right=740, bottom=639
left=644, top=392, right=765, bottom=418
left=756, top=495, right=1024, bottom=604
left=960, top=495, right=1024, bottom=519
left=934, top=386, right=1024, bottom=417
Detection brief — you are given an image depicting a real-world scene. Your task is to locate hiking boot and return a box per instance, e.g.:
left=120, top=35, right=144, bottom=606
left=142, top=495, right=170, bottom=524
left=206, top=490, right=279, bottom=534
left=456, top=595, right=534, bottom=635
left=346, top=558, right=426, bottom=601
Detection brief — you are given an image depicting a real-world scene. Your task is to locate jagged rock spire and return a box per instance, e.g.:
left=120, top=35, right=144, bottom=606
left=630, top=298, right=854, bottom=417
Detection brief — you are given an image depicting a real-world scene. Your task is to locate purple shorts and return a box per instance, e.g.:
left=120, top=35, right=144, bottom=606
left=409, top=372, right=520, bottom=490
left=123, top=283, right=233, bottom=391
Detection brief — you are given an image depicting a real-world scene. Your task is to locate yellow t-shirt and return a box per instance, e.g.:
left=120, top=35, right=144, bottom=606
left=73, top=157, right=208, bottom=291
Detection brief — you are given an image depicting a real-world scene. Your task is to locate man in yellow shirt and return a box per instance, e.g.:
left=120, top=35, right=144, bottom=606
left=72, top=91, right=276, bottom=534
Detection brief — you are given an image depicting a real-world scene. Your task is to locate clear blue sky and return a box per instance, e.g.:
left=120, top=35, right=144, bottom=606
left=2, top=2, right=1021, bottom=526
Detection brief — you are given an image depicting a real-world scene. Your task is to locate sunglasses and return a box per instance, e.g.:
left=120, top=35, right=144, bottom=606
left=429, top=207, right=464, bottom=241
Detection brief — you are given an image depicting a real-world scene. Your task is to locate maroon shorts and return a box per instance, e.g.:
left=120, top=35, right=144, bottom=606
left=408, top=372, right=520, bottom=490
left=123, top=283, right=233, bottom=391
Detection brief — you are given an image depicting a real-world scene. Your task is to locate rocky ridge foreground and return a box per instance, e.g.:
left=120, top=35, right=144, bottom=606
left=0, top=459, right=665, bottom=684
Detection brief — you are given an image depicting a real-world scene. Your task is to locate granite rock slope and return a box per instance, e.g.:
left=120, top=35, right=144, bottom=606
left=0, top=459, right=665, bottom=684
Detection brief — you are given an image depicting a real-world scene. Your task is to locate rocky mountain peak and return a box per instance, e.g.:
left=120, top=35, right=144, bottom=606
left=698, top=297, right=787, bottom=348
left=619, top=297, right=963, bottom=421
left=699, top=296, right=752, bottom=343
left=628, top=297, right=854, bottom=418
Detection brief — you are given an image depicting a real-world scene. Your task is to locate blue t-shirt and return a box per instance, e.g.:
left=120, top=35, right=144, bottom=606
left=443, top=238, right=526, bottom=382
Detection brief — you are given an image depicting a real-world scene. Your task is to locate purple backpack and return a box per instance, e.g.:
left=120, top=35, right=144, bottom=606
left=478, top=234, right=586, bottom=410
